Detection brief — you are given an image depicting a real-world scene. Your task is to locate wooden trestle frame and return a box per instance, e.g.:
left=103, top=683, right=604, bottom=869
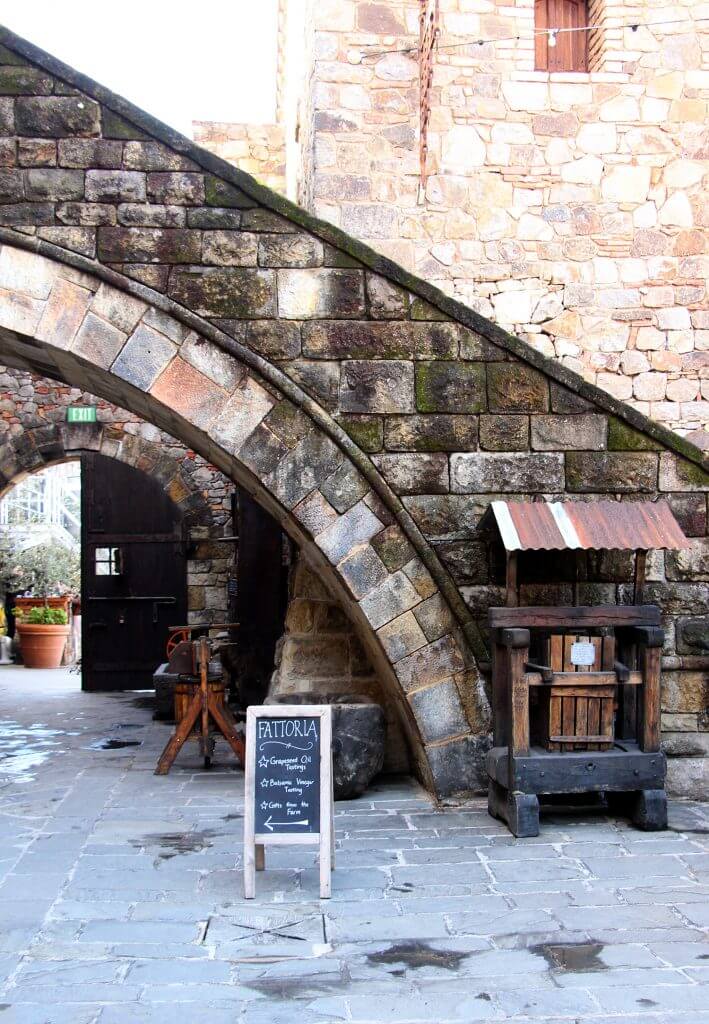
left=155, top=631, right=245, bottom=775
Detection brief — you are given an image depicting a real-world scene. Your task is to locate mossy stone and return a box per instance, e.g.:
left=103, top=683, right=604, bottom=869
left=338, top=414, right=383, bottom=452
left=608, top=416, right=663, bottom=451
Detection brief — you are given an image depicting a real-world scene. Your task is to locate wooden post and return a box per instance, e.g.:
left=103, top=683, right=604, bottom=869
left=506, top=552, right=518, bottom=607
left=634, top=550, right=647, bottom=605
left=243, top=708, right=257, bottom=900
left=319, top=709, right=333, bottom=899
left=635, top=626, right=664, bottom=752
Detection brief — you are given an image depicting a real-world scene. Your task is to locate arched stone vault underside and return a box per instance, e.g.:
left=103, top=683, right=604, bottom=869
left=0, top=245, right=485, bottom=796
left=0, top=418, right=216, bottom=535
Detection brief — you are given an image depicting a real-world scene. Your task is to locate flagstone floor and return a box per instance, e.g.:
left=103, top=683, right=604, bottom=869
left=0, top=665, right=708, bottom=1024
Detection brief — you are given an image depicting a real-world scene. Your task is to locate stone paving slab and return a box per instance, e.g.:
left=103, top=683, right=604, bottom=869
left=0, top=667, right=708, bottom=1022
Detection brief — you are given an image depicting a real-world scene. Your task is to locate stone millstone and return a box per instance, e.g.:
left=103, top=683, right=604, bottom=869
left=266, top=692, right=386, bottom=799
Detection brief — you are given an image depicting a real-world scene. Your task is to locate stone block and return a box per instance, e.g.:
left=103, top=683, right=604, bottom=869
left=71, top=311, right=126, bottom=368
left=302, top=320, right=460, bottom=360
left=384, top=414, right=478, bottom=452
left=340, top=360, right=415, bottom=413
left=258, top=234, right=324, bottom=268
left=434, top=541, right=488, bottom=584
left=320, top=460, right=369, bottom=513
left=123, top=141, right=197, bottom=171
left=292, top=489, right=339, bottom=537
left=262, top=400, right=312, bottom=450
left=211, top=376, right=274, bottom=454
left=277, top=269, right=365, bottom=319
left=55, top=201, right=116, bottom=226
left=479, top=415, right=529, bottom=451
left=675, top=616, right=709, bottom=655
left=316, top=498, right=383, bottom=564
left=15, top=96, right=101, bottom=137
left=487, top=363, right=549, bottom=413
left=602, top=166, right=652, bottom=203
left=666, top=539, right=709, bottom=582
left=667, top=494, right=706, bottom=538
left=413, top=592, right=457, bottom=644
left=146, top=172, right=205, bottom=205
left=403, top=494, right=486, bottom=539
left=168, top=266, right=276, bottom=317
left=371, top=524, right=416, bottom=572
left=37, top=225, right=96, bottom=256
left=187, top=206, right=242, bottom=229
left=0, top=169, right=24, bottom=202
left=111, top=323, right=177, bottom=391
left=24, top=168, right=84, bottom=200
left=35, top=277, right=93, bottom=349
left=151, top=356, right=228, bottom=430
left=659, top=453, right=709, bottom=492
left=119, top=202, right=185, bottom=226
left=57, top=138, right=123, bottom=168
left=424, top=735, right=488, bottom=796
left=236, top=422, right=287, bottom=478
left=365, top=273, right=410, bottom=319
left=359, top=570, right=421, bottom=630
left=0, top=287, right=43, bottom=334
left=607, top=417, right=662, bottom=452
left=266, top=431, right=343, bottom=510
left=408, top=678, right=469, bottom=743
left=531, top=414, right=607, bottom=451
left=85, top=170, right=146, bottom=203
left=0, top=65, right=54, bottom=95
left=376, top=611, right=428, bottom=664
left=240, top=320, right=300, bottom=360
left=288, top=359, right=340, bottom=409
left=98, top=227, right=201, bottom=264
left=450, top=452, right=564, bottom=493
left=339, top=545, right=389, bottom=600
left=202, top=231, right=258, bottom=267
left=340, top=202, right=398, bottom=238
left=415, top=361, right=485, bottom=414
left=0, top=201, right=55, bottom=226
left=180, top=332, right=244, bottom=391
left=371, top=453, right=449, bottom=495
left=241, top=208, right=298, bottom=231
left=566, top=452, right=659, bottom=493
left=337, top=414, right=383, bottom=452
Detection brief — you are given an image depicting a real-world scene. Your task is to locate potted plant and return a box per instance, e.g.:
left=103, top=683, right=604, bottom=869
left=14, top=605, right=71, bottom=669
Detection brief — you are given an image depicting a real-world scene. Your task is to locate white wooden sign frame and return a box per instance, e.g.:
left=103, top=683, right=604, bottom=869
left=243, top=704, right=334, bottom=899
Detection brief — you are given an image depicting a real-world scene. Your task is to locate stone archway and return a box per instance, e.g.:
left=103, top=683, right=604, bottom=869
left=0, top=245, right=485, bottom=796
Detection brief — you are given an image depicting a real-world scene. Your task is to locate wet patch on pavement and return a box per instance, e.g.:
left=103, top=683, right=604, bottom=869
left=367, top=942, right=468, bottom=972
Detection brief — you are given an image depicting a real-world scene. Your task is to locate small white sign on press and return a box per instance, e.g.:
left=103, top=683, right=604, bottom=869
left=243, top=705, right=334, bottom=899
left=570, top=641, right=596, bottom=667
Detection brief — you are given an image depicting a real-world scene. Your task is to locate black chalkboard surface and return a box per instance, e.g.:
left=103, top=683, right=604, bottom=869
left=254, top=715, right=321, bottom=835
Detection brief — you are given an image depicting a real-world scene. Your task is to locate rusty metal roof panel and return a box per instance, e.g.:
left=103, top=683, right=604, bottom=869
left=489, top=500, right=688, bottom=552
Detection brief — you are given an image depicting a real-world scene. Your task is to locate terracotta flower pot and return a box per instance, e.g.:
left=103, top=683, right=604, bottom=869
left=17, top=623, right=70, bottom=669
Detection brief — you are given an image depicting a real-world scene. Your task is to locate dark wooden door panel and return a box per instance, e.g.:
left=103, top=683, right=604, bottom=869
left=81, top=452, right=187, bottom=692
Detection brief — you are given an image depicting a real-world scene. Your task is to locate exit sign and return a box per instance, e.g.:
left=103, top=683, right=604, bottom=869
left=66, top=406, right=97, bottom=423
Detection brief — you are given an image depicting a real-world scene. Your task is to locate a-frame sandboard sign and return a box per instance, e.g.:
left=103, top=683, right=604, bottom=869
left=243, top=705, right=335, bottom=899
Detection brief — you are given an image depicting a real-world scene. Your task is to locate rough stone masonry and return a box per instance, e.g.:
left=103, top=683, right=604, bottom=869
left=0, top=26, right=705, bottom=798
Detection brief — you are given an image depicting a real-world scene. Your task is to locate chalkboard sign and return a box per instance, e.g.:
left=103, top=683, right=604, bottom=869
left=244, top=705, right=334, bottom=899
left=254, top=715, right=320, bottom=835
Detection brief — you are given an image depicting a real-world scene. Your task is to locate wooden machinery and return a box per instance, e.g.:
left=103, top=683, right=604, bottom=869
left=484, top=500, right=688, bottom=837
left=155, top=623, right=245, bottom=775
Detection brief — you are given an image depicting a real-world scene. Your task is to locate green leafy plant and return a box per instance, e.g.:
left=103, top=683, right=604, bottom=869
left=0, top=534, right=79, bottom=598
left=17, top=606, right=69, bottom=626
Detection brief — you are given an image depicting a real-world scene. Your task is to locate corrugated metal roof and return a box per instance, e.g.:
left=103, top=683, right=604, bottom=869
left=488, top=500, right=688, bottom=552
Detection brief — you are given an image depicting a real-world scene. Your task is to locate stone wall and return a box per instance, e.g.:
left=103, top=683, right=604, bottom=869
left=193, top=122, right=286, bottom=194
left=0, top=25, right=705, bottom=796
left=0, top=366, right=232, bottom=624
left=285, top=0, right=709, bottom=437
left=269, top=551, right=410, bottom=772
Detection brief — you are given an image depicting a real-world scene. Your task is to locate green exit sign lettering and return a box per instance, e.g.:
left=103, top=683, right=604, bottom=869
left=66, top=406, right=97, bottom=423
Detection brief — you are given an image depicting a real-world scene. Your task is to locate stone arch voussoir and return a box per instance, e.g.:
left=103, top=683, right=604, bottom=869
left=0, top=244, right=488, bottom=796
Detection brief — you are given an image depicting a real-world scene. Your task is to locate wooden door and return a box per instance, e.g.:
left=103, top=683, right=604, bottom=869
left=81, top=452, right=187, bottom=691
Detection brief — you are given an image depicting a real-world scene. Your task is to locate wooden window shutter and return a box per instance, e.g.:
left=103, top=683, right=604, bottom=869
left=535, top=0, right=588, bottom=72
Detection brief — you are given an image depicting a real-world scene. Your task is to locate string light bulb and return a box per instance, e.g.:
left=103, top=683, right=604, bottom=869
left=548, top=29, right=557, bottom=47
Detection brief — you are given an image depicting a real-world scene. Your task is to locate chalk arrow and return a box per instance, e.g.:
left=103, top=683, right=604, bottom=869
left=263, top=816, right=309, bottom=832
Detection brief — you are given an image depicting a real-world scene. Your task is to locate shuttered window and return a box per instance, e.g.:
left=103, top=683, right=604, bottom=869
left=535, top=0, right=589, bottom=72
